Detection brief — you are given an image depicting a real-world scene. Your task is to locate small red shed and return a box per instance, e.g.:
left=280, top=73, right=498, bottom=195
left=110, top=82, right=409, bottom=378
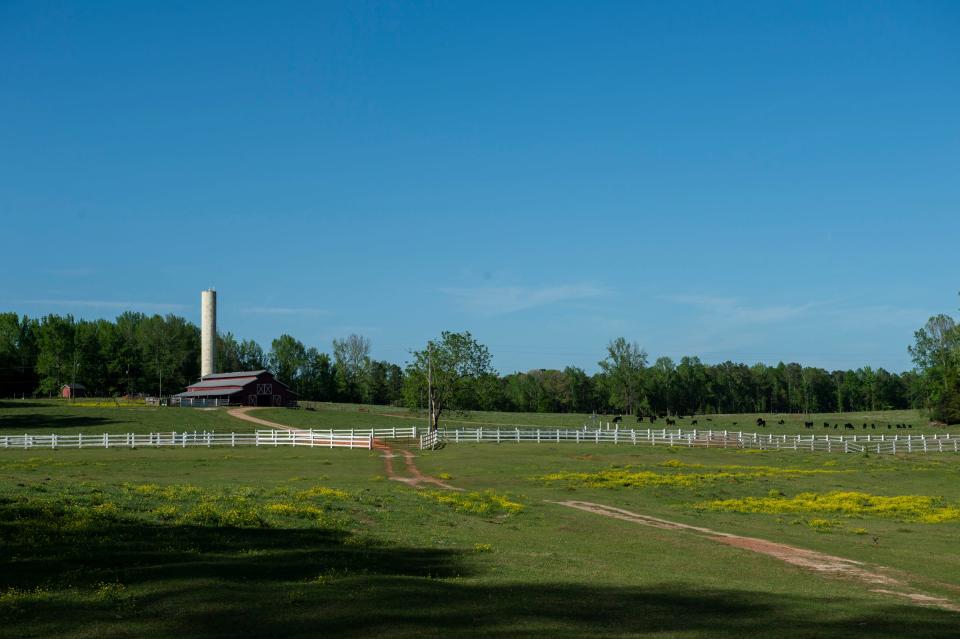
left=61, top=383, right=87, bottom=399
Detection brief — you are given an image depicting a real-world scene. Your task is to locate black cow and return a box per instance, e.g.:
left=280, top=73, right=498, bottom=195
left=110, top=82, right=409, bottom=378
left=844, top=423, right=854, bottom=430
left=691, top=420, right=698, bottom=426
left=612, top=415, right=623, bottom=424
left=804, top=421, right=813, bottom=429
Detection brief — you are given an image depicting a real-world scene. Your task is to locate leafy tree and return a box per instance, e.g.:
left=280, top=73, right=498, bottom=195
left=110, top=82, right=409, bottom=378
left=269, top=335, right=307, bottom=387
left=405, top=331, right=493, bottom=431
left=216, top=332, right=243, bottom=372
left=35, top=315, right=75, bottom=395
left=598, top=337, right=647, bottom=415
left=333, top=334, right=372, bottom=402
left=238, top=339, right=267, bottom=370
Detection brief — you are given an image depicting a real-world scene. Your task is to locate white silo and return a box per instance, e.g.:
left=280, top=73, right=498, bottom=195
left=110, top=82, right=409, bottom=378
left=201, top=289, right=217, bottom=379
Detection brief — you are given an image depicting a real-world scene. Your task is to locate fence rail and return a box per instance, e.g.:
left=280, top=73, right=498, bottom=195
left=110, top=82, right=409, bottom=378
left=420, top=429, right=440, bottom=450
left=0, top=426, right=416, bottom=451
left=437, top=427, right=960, bottom=455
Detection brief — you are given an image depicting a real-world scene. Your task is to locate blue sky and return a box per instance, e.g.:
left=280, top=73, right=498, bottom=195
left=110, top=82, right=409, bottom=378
left=1, top=1, right=958, bottom=373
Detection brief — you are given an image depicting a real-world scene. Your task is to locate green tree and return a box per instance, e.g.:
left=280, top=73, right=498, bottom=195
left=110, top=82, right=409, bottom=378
left=269, top=335, right=307, bottom=388
left=598, top=337, right=647, bottom=415
left=332, top=334, right=371, bottom=403
left=405, top=331, right=493, bottom=431
left=35, top=315, right=75, bottom=396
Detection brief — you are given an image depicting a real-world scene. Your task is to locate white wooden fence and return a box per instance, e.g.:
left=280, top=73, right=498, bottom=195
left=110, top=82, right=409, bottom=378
left=0, top=426, right=418, bottom=451
left=4, top=425, right=957, bottom=455
left=437, top=427, right=960, bottom=455
left=420, top=429, right=440, bottom=450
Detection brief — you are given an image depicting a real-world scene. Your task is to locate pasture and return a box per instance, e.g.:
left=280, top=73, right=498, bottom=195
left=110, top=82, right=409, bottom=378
left=1, top=401, right=959, bottom=638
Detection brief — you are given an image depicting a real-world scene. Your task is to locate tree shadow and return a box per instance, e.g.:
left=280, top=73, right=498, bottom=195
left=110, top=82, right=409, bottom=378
left=1, top=499, right=957, bottom=638
left=0, top=412, right=117, bottom=430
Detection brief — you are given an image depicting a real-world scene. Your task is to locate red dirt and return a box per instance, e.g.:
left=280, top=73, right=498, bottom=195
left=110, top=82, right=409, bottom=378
left=373, top=438, right=461, bottom=490
left=225, top=408, right=458, bottom=490
left=553, top=500, right=960, bottom=613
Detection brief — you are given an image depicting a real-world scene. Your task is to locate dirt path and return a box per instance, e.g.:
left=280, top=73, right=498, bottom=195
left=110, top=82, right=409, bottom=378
left=225, top=407, right=459, bottom=490
left=226, top=406, right=306, bottom=432
left=553, top=500, right=960, bottom=613
left=373, top=439, right=461, bottom=490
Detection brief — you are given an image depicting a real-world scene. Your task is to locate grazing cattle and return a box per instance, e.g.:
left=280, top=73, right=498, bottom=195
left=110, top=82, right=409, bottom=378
left=778, top=419, right=785, bottom=425
left=637, top=415, right=644, bottom=423
left=691, top=419, right=698, bottom=426
left=650, top=416, right=657, bottom=424
left=706, top=417, right=713, bottom=422
left=844, top=423, right=854, bottom=430
left=732, top=422, right=738, bottom=426
left=887, top=424, right=892, bottom=429
left=612, top=415, right=623, bottom=424
left=665, top=418, right=676, bottom=426
left=833, top=424, right=838, bottom=429
left=804, top=421, right=813, bottom=429
left=823, top=422, right=830, bottom=428
left=862, top=424, right=868, bottom=430
left=756, top=418, right=766, bottom=427
left=871, top=424, right=876, bottom=429
left=908, top=424, right=913, bottom=429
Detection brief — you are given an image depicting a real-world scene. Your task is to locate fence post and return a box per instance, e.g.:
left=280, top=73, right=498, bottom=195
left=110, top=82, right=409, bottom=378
left=232, top=432, right=236, bottom=447
left=536, top=429, right=541, bottom=444
left=103, top=433, right=108, bottom=449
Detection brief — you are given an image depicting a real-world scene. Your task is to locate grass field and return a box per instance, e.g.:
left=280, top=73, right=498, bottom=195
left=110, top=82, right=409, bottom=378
left=1, top=400, right=946, bottom=437
left=2, top=402, right=959, bottom=637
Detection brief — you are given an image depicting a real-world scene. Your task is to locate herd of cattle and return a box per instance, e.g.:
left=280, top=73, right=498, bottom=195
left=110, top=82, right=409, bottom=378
left=608, top=414, right=914, bottom=430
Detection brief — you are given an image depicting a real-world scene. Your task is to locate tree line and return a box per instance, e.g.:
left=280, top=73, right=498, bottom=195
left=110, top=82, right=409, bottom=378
left=2, top=309, right=949, bottom=420
left=908, top=294, right=960, bottom=424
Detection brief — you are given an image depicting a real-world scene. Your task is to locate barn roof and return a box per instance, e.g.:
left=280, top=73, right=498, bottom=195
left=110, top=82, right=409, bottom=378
left=188, top=377, right=259, bottom=390
left=202, top=370, right=268, bottom=380
left=176, top=389, right=243, bottom=398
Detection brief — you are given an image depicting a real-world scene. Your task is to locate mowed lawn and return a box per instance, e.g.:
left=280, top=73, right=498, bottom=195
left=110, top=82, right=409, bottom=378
left=0, top=400, right=248, bottom=435
left=2, top=402, right=960, bottom=637
left=0, top=400, right=947, bottom=437
left=263, top=403, right=942, bottom=435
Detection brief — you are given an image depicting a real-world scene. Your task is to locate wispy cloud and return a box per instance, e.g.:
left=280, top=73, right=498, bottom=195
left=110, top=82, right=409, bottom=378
left=9, top=299, right=188, bottom=312
left=442, top=284, right=611, bottom=316
left=662, top=294, right=816, bottom=324
left=241, top=306, right=331, bottom=316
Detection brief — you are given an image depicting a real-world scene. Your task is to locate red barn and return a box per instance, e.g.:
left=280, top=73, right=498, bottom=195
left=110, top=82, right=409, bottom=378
left=175, top=370, right=297, bottom=407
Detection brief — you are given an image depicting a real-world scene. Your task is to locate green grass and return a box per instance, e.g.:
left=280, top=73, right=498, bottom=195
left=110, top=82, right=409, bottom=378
left=1, top=400, right=945, bottom=437
left=269, top=403, right=943, bottom=434
left=2, top=402, right=960, bottom=637
left=0, top=400, right=250, bottom=435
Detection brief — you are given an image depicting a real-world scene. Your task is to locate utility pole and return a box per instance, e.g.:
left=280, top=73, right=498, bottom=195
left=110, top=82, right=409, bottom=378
left=427, top=343, right=433, bottom=431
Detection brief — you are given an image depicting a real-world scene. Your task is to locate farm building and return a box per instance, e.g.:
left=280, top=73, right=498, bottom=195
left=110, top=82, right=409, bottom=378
left=174, top=370, right=297, bottom=407
left=61, top=383, right=87, bottom=399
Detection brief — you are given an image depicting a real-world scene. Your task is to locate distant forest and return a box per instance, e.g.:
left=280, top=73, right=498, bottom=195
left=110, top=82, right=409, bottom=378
left=3, top=309, right=954, bottom=419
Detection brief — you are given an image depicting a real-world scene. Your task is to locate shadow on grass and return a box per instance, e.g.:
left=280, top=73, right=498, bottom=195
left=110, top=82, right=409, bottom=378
left=0, top=412, right=117, bottom=431
left=1, top=499, right=957, bottom=639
